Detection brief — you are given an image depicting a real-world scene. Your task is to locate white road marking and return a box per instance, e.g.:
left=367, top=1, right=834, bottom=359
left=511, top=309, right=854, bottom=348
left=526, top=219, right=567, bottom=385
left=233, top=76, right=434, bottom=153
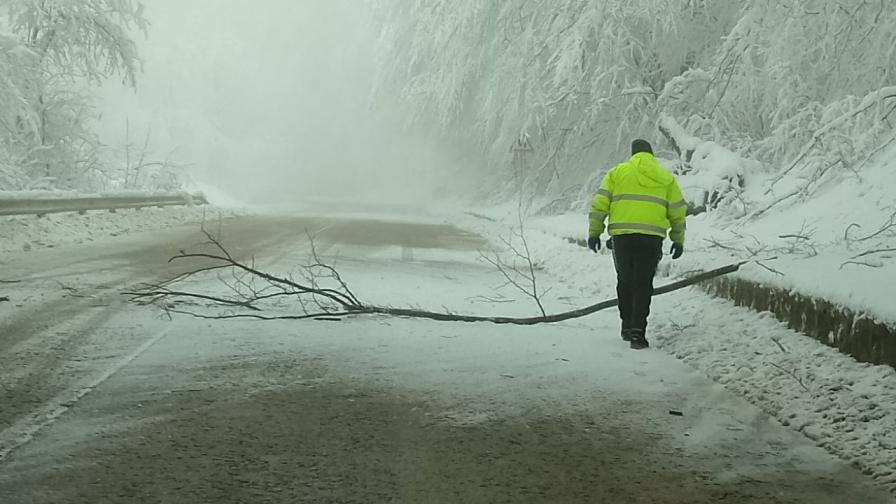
left=0, top=324, right=175, bottom=463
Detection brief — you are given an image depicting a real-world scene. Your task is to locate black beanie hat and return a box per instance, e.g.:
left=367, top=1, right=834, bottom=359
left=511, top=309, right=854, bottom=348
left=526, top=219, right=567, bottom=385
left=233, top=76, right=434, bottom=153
left=631, top=139, right=653, bottom=155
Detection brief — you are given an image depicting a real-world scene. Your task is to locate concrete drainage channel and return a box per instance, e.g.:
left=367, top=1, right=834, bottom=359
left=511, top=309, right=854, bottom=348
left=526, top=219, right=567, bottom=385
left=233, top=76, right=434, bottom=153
left=702, top=276, right=896, bottom=368
left=563, top=237, right=896, bottom=369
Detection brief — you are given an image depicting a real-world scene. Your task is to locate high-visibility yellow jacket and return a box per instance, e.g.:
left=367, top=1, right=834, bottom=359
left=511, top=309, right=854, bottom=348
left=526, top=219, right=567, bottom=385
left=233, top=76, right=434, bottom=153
left=588, top=152, right=687, bottom=244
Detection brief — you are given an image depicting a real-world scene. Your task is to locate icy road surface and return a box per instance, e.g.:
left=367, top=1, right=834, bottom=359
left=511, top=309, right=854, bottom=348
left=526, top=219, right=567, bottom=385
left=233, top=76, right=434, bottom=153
left=0, top=213, right=892, bottom=503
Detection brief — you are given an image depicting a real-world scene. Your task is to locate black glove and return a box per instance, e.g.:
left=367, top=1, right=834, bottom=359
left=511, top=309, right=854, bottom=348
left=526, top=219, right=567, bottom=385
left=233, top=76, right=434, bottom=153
left=606, top=237, right=614, bottom=250
left=671, top=242, right=684, bottom=260
left=588, top=236, right=601, bottom=252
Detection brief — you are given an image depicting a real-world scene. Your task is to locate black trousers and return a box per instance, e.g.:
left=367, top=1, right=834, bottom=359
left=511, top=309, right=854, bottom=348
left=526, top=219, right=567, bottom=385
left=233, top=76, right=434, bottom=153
left=611, top=234, right=663, bottom=334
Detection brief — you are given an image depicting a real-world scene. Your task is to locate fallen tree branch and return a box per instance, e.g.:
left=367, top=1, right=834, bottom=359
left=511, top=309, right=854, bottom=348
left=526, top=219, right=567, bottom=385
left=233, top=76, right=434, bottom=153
left=125, top=231, right=747, bottom=326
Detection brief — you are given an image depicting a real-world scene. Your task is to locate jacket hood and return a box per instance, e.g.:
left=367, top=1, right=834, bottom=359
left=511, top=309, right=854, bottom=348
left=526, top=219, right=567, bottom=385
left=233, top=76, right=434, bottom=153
left=629, top=152, right=672, bottom=188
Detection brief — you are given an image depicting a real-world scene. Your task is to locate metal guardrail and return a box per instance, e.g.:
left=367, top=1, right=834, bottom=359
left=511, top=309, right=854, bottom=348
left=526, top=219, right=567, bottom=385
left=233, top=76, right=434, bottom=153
left=0, top=192, right=209, bottom=217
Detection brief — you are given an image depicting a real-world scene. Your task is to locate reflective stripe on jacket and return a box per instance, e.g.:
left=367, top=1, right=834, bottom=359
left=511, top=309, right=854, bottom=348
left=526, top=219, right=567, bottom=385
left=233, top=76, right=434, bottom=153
left=588, top=152, right=687, bottom=244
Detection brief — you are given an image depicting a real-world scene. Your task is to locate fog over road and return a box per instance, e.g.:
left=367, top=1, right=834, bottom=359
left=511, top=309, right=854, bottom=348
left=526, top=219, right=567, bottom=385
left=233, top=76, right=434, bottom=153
left=1, top=213, right=892, bottom=503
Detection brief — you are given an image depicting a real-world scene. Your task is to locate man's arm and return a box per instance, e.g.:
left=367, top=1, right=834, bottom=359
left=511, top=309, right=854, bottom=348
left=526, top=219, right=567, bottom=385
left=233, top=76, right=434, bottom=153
left=666, top=179, right=687, bottom=244
left=589, top=170, right=613, bottom=238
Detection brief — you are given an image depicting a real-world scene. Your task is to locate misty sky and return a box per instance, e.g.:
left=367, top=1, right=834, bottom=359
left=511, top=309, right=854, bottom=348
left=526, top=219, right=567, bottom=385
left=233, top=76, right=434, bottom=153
left=97, top=0, right=442, bottom=205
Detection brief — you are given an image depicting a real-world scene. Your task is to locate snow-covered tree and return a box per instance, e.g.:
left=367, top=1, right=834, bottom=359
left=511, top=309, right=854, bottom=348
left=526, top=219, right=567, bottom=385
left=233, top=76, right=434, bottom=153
left=373, top=1, right=896, bottom=214
left=0, top=0, right=148, bottom=190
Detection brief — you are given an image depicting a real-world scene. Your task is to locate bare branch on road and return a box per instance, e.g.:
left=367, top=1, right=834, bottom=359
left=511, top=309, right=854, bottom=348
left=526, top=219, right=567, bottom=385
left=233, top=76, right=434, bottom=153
left=125, top=231, right=745, bottom=326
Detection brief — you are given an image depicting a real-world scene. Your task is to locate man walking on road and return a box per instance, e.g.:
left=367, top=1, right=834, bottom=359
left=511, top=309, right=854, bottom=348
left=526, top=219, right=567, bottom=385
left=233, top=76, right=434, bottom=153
left=587, top=139, right=687, bottom=350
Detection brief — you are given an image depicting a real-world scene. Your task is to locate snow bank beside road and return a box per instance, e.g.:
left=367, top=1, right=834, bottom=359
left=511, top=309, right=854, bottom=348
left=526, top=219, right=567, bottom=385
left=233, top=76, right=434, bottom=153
left=0, top=205, right=242, bottom=254
left=653, top=296, right=896, bottom=493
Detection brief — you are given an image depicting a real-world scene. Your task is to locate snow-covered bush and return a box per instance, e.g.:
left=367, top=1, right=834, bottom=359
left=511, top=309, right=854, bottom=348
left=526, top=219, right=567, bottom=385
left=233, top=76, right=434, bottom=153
left=658, top=114, right=759, bottom=217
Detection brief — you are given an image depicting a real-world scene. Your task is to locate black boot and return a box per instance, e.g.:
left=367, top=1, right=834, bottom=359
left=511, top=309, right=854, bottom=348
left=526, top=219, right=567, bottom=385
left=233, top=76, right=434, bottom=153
left=629, top=330, right=649, bottom=350
left=620, top=328, right=633, bottom=342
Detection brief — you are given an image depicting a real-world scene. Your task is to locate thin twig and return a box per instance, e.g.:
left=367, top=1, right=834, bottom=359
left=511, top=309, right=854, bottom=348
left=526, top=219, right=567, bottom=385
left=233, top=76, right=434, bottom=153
left=55, top=280, right=79, bottom=293
left=465, top=295, right=516, bottom=304
left=703, top=237, right=739, bottom=251
left=768, top=361, right=810, bottom=393
left=839, top=260, right=881, bottom=269
left=849, top=247, right=896, bottom=260
left=754, top=260, right=785, bottom=277
left=126, top=288, right=263, bottom=311
left=843, top=223, right=861, bottom=242
left=855, top=210, right=896, bottom=242
left=771, top=337, right=789, bottom=354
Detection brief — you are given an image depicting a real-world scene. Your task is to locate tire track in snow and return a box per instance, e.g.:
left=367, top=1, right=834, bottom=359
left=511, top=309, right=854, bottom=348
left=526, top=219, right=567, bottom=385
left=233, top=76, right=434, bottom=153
left=0, top=324, right=175, bottom=463
left=0, top=215, right=330, bottom=464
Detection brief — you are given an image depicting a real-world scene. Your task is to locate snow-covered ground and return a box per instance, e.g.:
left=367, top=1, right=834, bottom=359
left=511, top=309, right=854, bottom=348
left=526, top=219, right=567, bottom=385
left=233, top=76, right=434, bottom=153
left=458, top=204, right=896, bottom=493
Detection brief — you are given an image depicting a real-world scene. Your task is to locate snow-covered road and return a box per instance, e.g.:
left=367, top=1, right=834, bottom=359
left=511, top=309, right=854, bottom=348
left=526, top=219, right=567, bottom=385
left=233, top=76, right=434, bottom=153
left=0, top=213, right=892, bottom=503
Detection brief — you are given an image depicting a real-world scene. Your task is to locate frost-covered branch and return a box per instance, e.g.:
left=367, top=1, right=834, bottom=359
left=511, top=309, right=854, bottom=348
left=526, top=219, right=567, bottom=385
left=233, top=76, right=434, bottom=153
left=767, top=86, right=896, bottom=192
